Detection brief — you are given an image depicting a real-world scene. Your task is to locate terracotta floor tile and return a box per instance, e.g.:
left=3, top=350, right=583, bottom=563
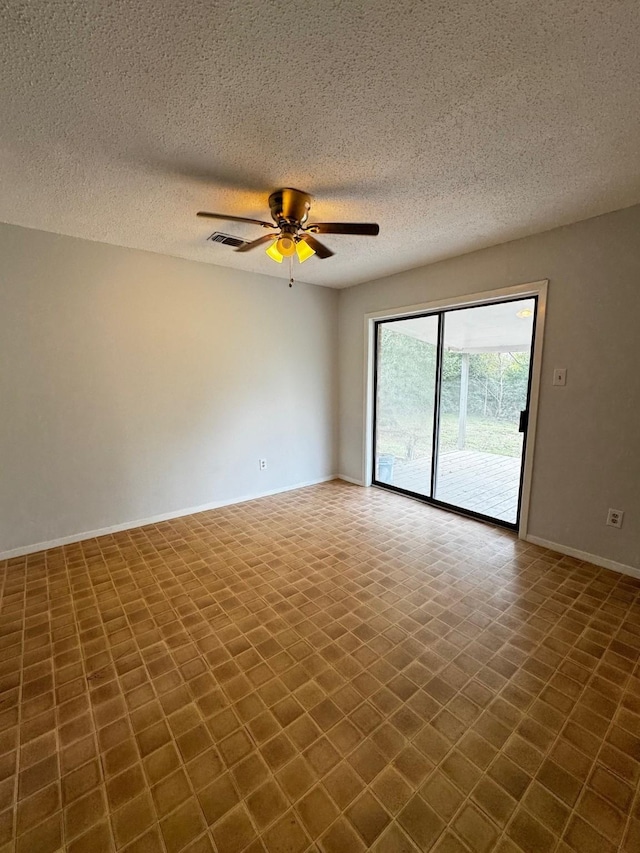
left=62, top=758, right=102, bottom=805
left=536, top=758, right=582, bottom=807
left=112, top=791, right=155, bottom=848
left=67, top=819, right=114, bottom=853
left=261, top=809, right=309, bottom=853
left=431, top=829, right=472, bottom=852
left=487, top=754, right=530, bottom=800
left=143, top=741, right=181, bottom=785
left=272, top=696, right=305, bottom=728
left=472, top=777, right=516, bottom=829
left=16, top=812, right=62, bottom=853
left=398, top=794, right=445, bottom=850
left=575, top=788, right=626, bottom=843
left=151, top=767, right=192, bottom=817
left=506, top=808, right=563, bottom=853
left=457, top=731, right=497, bottom=772
left=394, top=744, right=433, bottom=787
left=97, top=718, right=130, bottom=754
left=15, top=781, right=60, bottom=837
left=176, top=725, right=212, bottom=761
left=63, top=786, right=106, bottom=841
left=184, top=835, right=216, bottom=853
left=303, top=736, right=340, bottom=777
left=246, top=779, right=289, bottom=830
left=310, top=699, right=343, bottom=732
left=589, top=763, right=635, bottom=812
left=248, top=710, right=280, bottom=744
left=296, top=784, right=339, bottom=838
left=441, top=750, right=482, bottom=794
left=371, top=766, right=413, bottom=815
left=327, top=718, right=364, bottom=754
left=522, top=781, right=570, bottom=837
left=320, top=815, right=367, bottom=853
left=348, top=739, right=388, bottom=783
left=277, top=755, right=318, bottom=803
left=347, top=790, right=392, bottom=846
left=372, top=822, right=421, bottom=852
left=623, top=817, right=640, bottom=853
left=413, top=725, right=450, bottom=763
left=371, top=722, right=406, bottom=760
left=420, top=770, right=465, bottom=822
left=453, top=802, right=499, bottom=853
left=103, top=739, right=138, bottom=778
left=106, top=763, right=146, bottom=811
left=219, top=729, right=254, bottom=767
left=19, top=730, right=56, bottom=769
left=563, top=815, right=617, bottom=853
left=160, top=797, right=206, bottom=853
left=3, top=482, right=640, bottom=853
left=197, top=772, right=239, bottom=825
left=233, top=752, right=271, bottom=797
left=18, top=752, right=58, bottom=798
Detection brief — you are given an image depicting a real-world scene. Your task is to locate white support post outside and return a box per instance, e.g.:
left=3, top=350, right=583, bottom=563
left=457, top=352, right=469, bottom=450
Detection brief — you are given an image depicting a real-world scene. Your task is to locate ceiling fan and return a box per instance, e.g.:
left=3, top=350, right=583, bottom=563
left=197, top=188, right=379, bottom=268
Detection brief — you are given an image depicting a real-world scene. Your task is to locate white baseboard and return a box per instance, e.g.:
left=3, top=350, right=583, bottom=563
left=8, top=484, right=637, bottom=585
left=525, top=535, right=640, bottom=581
left=0, top=475, right=338, bottom=561
left=337, top=474, right=365, bottom=486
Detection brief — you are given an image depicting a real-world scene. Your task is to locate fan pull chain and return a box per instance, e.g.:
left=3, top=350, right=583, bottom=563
left=288, top=254, right=294, bottom=288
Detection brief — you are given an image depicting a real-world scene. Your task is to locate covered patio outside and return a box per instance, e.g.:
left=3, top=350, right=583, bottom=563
left=375, top=299, right=535, bottom=525
left=387, top=451, right=522, bottom=523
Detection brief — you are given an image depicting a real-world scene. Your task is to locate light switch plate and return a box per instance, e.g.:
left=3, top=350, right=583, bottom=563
left=553, top=368, right=567, bottom=386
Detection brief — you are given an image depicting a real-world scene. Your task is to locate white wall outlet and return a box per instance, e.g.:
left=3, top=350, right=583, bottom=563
left=259, top=459, right=267, bottom=471
left=606, top=508, right=624, bottom=528
left=552, top=368, right=567, bottom=386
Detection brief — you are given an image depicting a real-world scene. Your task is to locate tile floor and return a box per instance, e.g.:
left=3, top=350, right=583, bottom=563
left=1, top=481, right=639, bottom=852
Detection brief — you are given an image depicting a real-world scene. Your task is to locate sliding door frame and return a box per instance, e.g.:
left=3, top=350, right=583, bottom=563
left=429, top=314, right=444, bottom=499
left=363, top=280, right=548, bottom=539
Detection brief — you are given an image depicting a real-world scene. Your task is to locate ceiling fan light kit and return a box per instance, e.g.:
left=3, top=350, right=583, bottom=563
left=197, top=187, right=379, bottom=286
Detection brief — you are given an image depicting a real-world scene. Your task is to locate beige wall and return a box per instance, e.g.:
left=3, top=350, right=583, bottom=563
left=338, top=205, right=640, bottom=571
left=0, top=224, right=338, bottom=555
left=3, top=206, right=639, bottom=570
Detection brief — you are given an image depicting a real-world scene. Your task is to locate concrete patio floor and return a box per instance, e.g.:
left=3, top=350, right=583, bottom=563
left=382, top=449, right=522, bottom=524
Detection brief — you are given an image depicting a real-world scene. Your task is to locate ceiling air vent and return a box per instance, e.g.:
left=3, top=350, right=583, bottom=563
left=206, top=231, right=246, bottom=248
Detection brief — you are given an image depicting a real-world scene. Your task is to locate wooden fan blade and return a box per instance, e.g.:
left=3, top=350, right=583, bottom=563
left=306, top=222, right=380, bottom=236
left=300, top=233, right=334, bottom=259
left=234, top=234, right=277, bottom=253
left=197, top=211, right=274, bottom=228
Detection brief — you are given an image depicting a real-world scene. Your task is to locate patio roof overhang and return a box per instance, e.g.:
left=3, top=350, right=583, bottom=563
left=388, top=298, right=535, bottom=353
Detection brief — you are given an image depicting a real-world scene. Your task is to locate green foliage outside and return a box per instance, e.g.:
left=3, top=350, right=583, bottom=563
left=376, top=327, right=530, bottom=460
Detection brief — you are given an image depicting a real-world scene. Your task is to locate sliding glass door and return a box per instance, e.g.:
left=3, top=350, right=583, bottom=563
left=373, top=297, right=536, bottom=528
left=374, top=315, right=439, bottom=497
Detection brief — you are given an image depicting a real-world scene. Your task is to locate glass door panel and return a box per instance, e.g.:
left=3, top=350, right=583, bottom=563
left=434, top=299, right=535, bottom=524
left=374, top=315, right=439, bottom=497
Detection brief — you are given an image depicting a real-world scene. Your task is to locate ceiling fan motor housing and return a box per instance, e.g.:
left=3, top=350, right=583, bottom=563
left=269, top=188, right=311, bottom=227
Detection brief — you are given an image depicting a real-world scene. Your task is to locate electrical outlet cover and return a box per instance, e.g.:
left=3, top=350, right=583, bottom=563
left=606, top=508, right=624, bottom=528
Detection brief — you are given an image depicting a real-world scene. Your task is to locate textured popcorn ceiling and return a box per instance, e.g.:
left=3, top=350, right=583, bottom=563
left=1, top=1, right=639, bottom=288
